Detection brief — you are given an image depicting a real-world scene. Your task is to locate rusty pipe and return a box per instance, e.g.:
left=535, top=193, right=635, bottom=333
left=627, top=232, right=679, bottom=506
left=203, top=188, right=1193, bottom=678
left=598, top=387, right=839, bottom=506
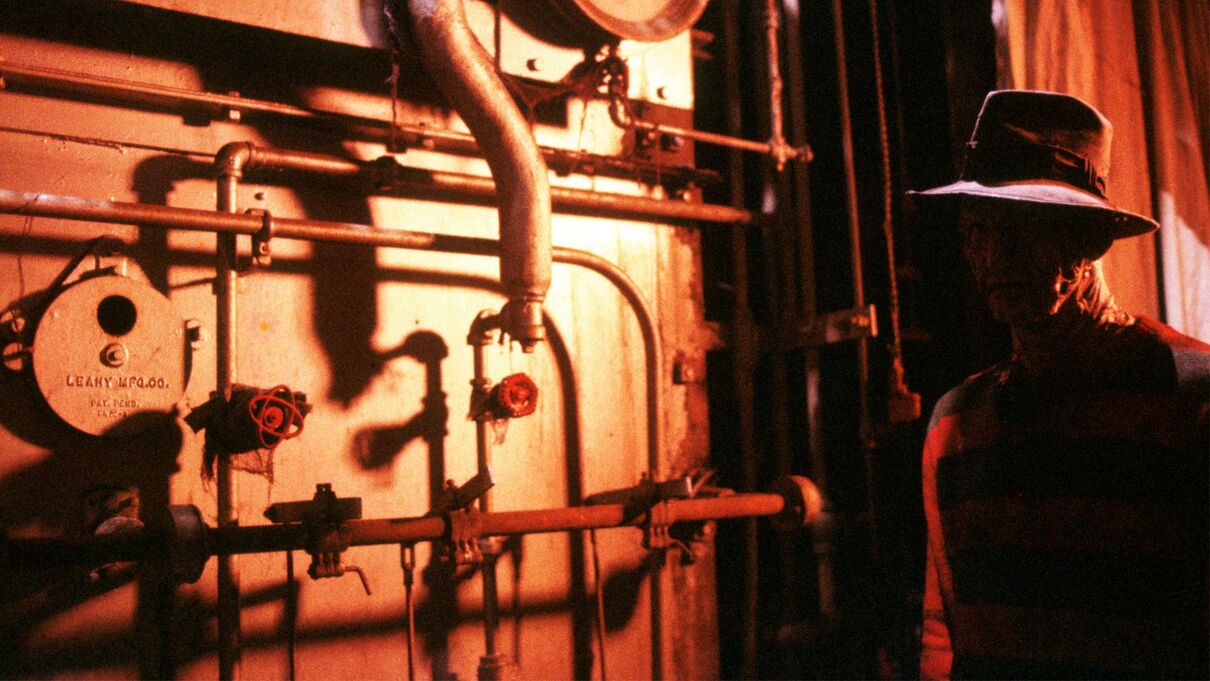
left=5, top=491, right=803, bottom=566
left=407, top=0, right=551, bottom=351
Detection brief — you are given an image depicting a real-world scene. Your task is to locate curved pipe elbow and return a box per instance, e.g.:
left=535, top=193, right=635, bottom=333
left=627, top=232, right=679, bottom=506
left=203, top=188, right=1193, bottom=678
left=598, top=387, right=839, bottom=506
left=407, top=0, right=552, bottom=348
left=214, top=142, right=256, bottom=179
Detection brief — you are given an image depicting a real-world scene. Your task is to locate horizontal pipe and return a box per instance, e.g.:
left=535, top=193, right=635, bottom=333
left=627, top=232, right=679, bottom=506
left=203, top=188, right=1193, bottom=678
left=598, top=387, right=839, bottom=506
left=223, top=144, right=750, bottom=225
left=4, top=493, right=788, bottom=566
left=1, top=60, right=803, bottom=166
left=0, top=61, right=476, bottom=150
left=401, top=170, right=751, bottom=225
left=632, top=120, right=809, bottom=164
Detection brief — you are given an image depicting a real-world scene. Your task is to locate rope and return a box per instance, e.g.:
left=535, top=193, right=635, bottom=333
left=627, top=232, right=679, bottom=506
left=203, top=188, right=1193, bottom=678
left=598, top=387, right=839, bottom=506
left=869, top=0, right=921, bottom=422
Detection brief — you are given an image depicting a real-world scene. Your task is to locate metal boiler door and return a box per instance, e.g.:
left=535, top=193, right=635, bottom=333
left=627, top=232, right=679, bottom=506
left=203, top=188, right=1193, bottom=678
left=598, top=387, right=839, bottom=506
left=31, top=274, right=189, bottom=437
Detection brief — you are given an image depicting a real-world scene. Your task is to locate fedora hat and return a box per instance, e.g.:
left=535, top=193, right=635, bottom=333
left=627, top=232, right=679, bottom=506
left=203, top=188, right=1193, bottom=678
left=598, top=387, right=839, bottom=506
left=907, top=89, right=1158, bottom=239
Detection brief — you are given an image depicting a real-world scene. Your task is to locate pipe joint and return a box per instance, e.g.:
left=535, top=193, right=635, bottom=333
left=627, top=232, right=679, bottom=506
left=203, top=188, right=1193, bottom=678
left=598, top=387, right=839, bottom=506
left=502, top=298, right=545, bottom=352
left=214, top=141, right=256, bottom=179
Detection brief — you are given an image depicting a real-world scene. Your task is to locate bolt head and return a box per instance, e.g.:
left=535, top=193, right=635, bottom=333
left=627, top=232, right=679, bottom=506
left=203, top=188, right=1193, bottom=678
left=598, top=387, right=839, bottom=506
left=100, top=343, right=129, bottom=368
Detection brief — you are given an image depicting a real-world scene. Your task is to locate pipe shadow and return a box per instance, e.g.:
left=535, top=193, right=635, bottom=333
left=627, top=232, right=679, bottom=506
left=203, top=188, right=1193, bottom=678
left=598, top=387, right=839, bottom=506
left=350, top=330, right=449, bottom=474
left=0, top=229, right=619, bottom=679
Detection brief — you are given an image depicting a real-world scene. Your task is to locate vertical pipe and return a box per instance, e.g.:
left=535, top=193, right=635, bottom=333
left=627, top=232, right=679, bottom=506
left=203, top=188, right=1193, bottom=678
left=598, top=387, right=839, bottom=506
left=721, top=1, right=760, bottom=677
left=469, top=312, right=504, bottom=679
left=765, top=0, right=789, bottom=168
left=761, top=2, right=799, bottom=672
left=781, top=0, right=837, bottom=619
left=831, top=0, right=878, bottom=556
left=214, top=154, right=245, bottom=680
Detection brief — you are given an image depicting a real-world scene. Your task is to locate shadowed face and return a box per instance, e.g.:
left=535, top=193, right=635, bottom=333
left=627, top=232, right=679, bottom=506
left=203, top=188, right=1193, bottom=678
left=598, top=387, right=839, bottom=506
left=959, top=202, right=1109, bottom=328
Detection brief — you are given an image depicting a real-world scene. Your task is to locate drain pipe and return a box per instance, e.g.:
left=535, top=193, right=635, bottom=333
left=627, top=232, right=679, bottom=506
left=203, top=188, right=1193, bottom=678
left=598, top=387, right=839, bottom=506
left=407, top=0, right=551, bottom=352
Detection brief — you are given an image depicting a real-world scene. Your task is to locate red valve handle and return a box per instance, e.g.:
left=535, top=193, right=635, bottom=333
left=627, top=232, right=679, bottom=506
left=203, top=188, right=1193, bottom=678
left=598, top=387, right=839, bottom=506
left=248, top=385, right=305, bottom=448
left=492, top=373, right=538, bottom=418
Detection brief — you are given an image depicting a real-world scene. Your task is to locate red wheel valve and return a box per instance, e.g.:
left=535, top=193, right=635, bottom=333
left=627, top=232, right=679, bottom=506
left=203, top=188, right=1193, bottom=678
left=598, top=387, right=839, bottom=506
left=489, top=373, right=539, bottom=418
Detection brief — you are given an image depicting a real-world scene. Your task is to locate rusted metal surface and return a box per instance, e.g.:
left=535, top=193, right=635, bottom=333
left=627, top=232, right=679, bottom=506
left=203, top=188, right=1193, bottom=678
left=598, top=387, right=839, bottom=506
left=115, top=0, right=392, bottom=49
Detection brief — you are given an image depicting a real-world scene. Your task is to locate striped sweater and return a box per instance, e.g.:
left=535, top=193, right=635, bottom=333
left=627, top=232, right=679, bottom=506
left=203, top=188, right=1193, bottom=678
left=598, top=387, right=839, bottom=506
left=920, top=318, right=1210, bottom=680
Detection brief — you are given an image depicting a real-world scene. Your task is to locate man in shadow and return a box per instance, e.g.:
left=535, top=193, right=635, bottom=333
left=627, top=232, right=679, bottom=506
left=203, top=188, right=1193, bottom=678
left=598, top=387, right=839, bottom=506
left=911, top=90, right=1209, bottom=680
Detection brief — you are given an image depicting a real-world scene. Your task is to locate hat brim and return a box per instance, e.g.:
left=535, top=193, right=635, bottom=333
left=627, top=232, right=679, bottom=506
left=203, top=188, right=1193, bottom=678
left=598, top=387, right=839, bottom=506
left=905, top=180, right=1158, bottom=239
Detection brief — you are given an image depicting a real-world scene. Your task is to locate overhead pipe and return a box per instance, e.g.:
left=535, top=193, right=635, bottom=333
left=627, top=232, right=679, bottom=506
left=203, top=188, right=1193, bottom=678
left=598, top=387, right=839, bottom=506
left=212, top=143, right=751, bottom=225
left=0, top=60, right=810, bottom=168
left=406, top=0, right=550, bottom=351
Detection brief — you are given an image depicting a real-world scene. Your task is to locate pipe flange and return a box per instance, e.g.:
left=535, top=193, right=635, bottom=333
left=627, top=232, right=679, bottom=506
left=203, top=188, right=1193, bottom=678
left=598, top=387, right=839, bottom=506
left=770, top=475, right=824, bottom=532
left=168, top=505, right=209, bottom=584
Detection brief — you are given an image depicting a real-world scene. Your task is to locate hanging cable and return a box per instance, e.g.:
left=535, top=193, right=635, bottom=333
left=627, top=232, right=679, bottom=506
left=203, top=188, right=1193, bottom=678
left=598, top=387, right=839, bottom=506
left=868, top=0, right=921, bottom=424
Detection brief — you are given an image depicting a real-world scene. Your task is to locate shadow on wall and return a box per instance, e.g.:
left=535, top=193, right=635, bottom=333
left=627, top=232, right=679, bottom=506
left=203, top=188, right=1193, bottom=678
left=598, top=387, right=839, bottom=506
left=0, top=366, right=183, bottom=678
left=0, top=235, right=654, bottom=677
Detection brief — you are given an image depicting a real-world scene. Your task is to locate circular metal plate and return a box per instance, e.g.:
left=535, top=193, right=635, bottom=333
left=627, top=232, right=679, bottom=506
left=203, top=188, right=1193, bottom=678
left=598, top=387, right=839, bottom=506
left=569, top=0, right=709, bottom=42
left=32, top=275, right=189, bottom=437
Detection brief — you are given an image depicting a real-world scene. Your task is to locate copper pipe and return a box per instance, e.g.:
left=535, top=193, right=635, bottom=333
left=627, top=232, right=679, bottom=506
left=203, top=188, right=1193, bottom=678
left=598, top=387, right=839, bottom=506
left=5, top=493, right=791, bottom=566
left=631, top=119, right=809, bottom=164
left=408, top=0, right=551, bottom=351
left=831, top=0, right=877, bottom=566
left=765, top=0, right=790, bottom=170
left=0, top=61, right=477, bottom=151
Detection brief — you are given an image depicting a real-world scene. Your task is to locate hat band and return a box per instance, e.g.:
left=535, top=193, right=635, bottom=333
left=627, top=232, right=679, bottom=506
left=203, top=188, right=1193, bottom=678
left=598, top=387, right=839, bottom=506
left=961, top=141, right=1107, bottom=199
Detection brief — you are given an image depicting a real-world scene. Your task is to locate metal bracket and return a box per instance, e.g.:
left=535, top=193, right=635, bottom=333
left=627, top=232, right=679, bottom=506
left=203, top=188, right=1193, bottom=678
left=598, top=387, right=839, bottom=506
left=246, top=208, right=274, bottom=267
left=585, top=474, right=692, bottom=523
left=445, top=507, right=484, bottom=566
left=783, top=304, right=878, bottom=348
left=264, top=484, right=370, bottom=594
left=643, top=500, right=674, bottom=552
left=429, top=468, right=494, bottom=516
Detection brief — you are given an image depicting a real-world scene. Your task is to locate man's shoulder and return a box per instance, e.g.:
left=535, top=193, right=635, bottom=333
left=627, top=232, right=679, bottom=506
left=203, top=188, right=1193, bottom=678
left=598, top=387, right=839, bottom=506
left=926, top=367, right=1002, bottom=432
left=1133, top=317, right=1210, bottom=396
